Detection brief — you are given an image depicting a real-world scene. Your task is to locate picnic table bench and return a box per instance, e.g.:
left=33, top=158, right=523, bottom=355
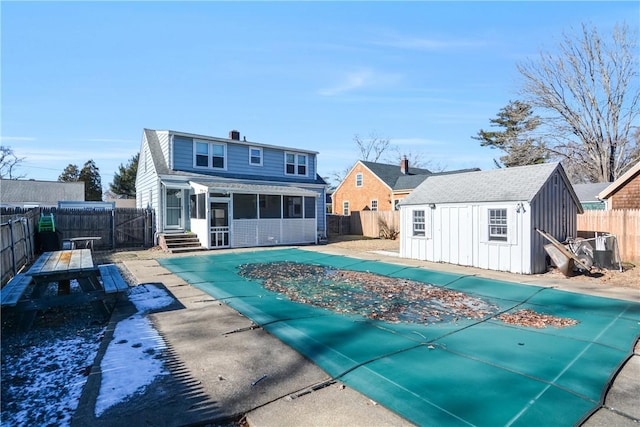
left=0, top=274, right=34, bottom=307
left=98, top=264, right=130, bottom=293
left=1, top=249, right=130, bottom=330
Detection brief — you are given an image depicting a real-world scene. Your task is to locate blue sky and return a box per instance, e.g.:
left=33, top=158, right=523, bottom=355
left=1, top=1, right=637, bottom=189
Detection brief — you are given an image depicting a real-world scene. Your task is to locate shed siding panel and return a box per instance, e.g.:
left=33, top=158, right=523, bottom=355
left=529, top=171, right=578, bottom=274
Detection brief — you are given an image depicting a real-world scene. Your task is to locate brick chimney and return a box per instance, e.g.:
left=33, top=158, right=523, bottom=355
left=400, top=156, right=409, bottom=175
left=229, top=130, right=240, bottom=140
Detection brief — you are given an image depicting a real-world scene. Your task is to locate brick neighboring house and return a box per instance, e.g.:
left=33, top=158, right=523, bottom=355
left=331, top=158, right=478, bottom=214
left=597, top=160, right=640, bottom=209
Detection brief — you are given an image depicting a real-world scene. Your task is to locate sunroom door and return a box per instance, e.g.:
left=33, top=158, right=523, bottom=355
left=210, top=201, right=230, bottom=248
left=165, top=188, right=183, bottom=230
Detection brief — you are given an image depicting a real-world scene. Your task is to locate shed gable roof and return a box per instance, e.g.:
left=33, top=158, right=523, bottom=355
left=400, top=162, right=573, bottom=205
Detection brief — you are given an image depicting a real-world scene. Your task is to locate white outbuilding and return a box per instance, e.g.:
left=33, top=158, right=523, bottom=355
left=398, top=162, right=583, bottom=274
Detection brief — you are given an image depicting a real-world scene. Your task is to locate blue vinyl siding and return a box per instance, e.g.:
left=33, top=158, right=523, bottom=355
left=172, top=136, right=316, bottom=181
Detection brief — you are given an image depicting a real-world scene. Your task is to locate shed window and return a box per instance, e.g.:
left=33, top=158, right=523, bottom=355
left=355, top=173, right=363, bottom=187
left=343, top=201, right=349, bottom=216
left=413, top=210, right=425, bottom=237
left=488, top=209, right=508, bottom=241
left=370, top=200, right=378, bottom=211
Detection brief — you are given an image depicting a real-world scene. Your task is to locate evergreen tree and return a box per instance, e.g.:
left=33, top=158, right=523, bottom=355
left=79, top=160, right=103, bottom=201
left=109, top=153, right=138, bottom=198
left=58, top=164, right=80, bottom=182
left=473, top=100, right=548, bottom=168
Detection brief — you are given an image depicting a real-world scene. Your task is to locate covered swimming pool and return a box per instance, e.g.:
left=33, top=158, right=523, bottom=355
left=158, top=248, right=640, bottom=426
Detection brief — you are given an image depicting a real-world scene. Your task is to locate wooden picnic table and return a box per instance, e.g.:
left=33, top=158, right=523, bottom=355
left=1, top=249, right=128, bottom=329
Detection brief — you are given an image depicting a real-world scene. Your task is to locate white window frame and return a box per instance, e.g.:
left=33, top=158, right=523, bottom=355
left=193, top=140, right=227, bottom=170
left=285, top=152, right=308, bottom=177
left=370, top=199, right=378, bottom=211
left=343, top=201, right=349, bottom=216
left=412, top=210, right=426, bottom=237
left=488, top=208, right=508, bottom=242
left=249, top=147, right=263, bottom=166
left=355, top=173, right=363, bottom=187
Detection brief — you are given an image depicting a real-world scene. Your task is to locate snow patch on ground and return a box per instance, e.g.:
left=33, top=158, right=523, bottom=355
left=94, top=284, right=174, bottom=417
left=1, top=283, right=176, bottom=426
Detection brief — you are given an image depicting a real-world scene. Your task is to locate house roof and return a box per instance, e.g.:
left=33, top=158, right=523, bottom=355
left=167, top=129, right=319, bottom=155
left=359, top=160, right=479, bottom=191
left=597, top=160, right=640, bottom=200
left=143, top=129, right=326, bottom=185
left=400, top=162, right=576, bottom=206
left=0, top=179, right=85, bottom=205
left=572, top=183, right=609, bottom=203
left=361, top=161, right=432, bottom=189
left=191, top=181, right=318, bottom=197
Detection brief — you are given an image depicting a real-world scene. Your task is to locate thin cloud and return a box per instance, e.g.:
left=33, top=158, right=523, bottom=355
left=376, top=33, right=487, bottom=51
left=391, top=137, right=446, bottom=147
left=318, top=69, right=402, bottom=96
left=0, top=136, right=37, bottom=142
left=82, top=138, right=137, bottom=143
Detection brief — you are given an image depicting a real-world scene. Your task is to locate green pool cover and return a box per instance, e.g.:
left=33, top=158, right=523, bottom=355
left=159, top=248, right=640, bottom=426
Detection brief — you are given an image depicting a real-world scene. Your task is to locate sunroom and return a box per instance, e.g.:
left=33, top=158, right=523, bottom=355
left=189, top=181, right=319, bottom=249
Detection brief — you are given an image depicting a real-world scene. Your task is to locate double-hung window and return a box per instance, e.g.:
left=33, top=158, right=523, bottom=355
left=413, top=210, right=426, bottom=236
left=249, top=147, right=262, bottom=166
left=370, top=200, right=378, bottom=211
left=343, top=201, right=349, bottom=216
left=488, top=209, right=508, bottom=241
left=355, top=173, right=363, bottom=187
left=194, top=141, right=226, bottom=170
left=285, top=152, right=308, bottom=176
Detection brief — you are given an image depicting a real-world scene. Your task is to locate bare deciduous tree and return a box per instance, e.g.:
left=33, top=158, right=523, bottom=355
left=517, top=22, right=639, bottom=182
left=353, top=132, right=391, bottom=162
left=0, top=146, right=26, bottom=179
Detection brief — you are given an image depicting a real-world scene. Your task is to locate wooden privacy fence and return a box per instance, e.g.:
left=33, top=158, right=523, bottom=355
left=350, top=211, right=400, bottom=238
left=0, top=213, right=37, bottom=285
left=37, top=207, right=156, bottom=250
left=577, top=209, right=640, bottom=263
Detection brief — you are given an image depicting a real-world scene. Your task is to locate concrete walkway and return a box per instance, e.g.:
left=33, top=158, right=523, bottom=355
left=76, top=245, right=639, bottom=426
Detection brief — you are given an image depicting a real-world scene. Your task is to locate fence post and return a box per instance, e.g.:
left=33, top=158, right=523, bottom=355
left=9, top=220, right=17, bottom=275
left=111, top=209, right=116, bottom=249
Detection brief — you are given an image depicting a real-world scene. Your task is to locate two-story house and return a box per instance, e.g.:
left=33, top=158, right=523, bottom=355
left=136, top=129, right=327, bottom=249
left=332, top=158, right=478, bottom=214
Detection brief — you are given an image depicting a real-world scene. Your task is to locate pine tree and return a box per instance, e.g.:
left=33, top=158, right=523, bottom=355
left=58, top=164, right=80, bottom=182
left=109, top=153, right=138, bottom=198
left=473, top=100, right=548, bottom=168
left=79, top=160, right=103, bottom=201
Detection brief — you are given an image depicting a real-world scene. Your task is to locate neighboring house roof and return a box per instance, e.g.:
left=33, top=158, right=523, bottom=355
left=143, top=129, right=327, bottom=185
left=572, top=183, right=609, bottom=203
left=0, top=179, right=85, bottom=206
left=598, top=160, right=640, bottom=200
left=400, top=162, right=579, bottom=207
left=359, top=160, right=479, bottom=191
left=361, top=161, right=432, bottom=189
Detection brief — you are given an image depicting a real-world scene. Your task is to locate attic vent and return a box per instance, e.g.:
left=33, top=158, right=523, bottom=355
left=229, top=130, right=240, bottom=140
